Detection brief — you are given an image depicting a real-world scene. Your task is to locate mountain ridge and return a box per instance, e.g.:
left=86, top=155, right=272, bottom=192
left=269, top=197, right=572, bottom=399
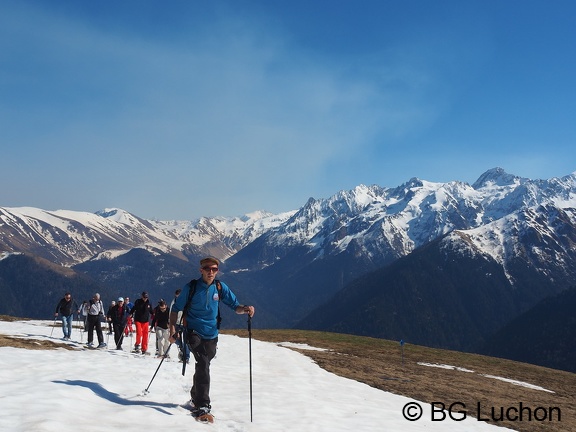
left=1, top=167, right=576, bottom=371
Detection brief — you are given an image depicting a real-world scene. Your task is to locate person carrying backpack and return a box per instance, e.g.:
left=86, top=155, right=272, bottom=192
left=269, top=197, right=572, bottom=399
left=170, top=288, right=189, bottom=363
left=151, top=299, right=170, bottom=358
left=106, top=300, right=116, bottom=335
left=107, top=297, right=130, bottom=350
left=130, top=291, right=153, bottom=354
left=86, top=293, right=106, bottom=348
left=124, top=296, right=134, bottom=335
left=169, top=256, right=255, bottom=423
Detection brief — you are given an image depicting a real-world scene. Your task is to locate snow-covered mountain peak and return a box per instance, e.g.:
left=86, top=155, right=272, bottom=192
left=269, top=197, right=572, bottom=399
left=329, top=184, right=387, bottom=213
left=2, top=168, right=576, bottom=272
left=95, top=208, right=143, bottom=226
left=443, top=203, right=576, bottom=285
left=240, top=210, right=271, bottom=222
left=405, top=177, right=424, bottom=188
left=472, top=167, right=525, bottom=190
left=95, top=208, right=121, bottom=218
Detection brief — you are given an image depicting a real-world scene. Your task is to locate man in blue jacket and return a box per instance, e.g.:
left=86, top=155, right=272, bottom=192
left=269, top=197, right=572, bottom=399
left=169, top=257, right=255, bottom=422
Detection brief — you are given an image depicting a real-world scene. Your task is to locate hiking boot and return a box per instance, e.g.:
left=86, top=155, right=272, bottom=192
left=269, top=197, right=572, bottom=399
left=192, top=406, right=213, bottom=423
left=97, top=342, right=107, bottom=348
left=191, top=405, right=210, bottom=416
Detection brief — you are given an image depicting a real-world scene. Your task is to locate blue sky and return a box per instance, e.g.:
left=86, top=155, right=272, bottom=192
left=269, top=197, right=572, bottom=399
left=1, top=0, right=575, bottom=220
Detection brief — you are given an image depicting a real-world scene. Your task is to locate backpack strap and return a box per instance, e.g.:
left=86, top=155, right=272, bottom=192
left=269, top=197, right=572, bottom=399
left=215, top=280, right=222, bottom=329
left=182, top=279, right=223, bottom=329
left=181, top=279, right=197, bottom=327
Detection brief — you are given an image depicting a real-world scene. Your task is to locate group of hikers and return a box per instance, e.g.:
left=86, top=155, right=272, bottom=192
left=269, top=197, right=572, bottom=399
left=53, top=256, right=255, bottom=422
left=55, top=291, right=146, bottom=352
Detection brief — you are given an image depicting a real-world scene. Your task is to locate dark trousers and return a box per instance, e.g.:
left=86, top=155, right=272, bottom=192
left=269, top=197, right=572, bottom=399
left=187, top=332, right=218, bottom=408
left=87, top=314, right=104, bottom=344
left=113, top=322, right=126, bottom=348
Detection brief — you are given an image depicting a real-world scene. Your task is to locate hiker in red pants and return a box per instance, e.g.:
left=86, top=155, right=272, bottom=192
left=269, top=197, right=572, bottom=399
left=130, top=291, right=153, bottom=354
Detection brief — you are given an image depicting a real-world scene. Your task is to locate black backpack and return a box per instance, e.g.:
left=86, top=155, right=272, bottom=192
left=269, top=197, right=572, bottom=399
left=182, top=279, right=223, bottom=329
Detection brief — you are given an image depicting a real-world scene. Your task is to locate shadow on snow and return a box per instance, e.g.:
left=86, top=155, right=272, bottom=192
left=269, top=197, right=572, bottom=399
left=52, top=380, right=179, bottom=415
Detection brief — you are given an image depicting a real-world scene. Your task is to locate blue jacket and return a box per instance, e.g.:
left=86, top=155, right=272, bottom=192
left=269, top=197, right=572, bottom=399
left=172, top=278, right=240, bottom=339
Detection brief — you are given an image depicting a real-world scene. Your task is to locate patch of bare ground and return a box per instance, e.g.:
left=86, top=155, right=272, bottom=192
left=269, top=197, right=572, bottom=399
left=224, top=329, right=575, bottom=432
left=0, top=315, right=77, bottom=350
left=0, top=333, right=78, bottom=350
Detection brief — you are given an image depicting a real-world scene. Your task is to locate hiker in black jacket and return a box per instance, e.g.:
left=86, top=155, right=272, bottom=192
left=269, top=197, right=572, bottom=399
left=107, top=297, right=130, bottom=350
left=54, top=292, right=79, bottom=340
left=151, top=300, right=170, bottom=358
left=130, top=291, right=153, bottom=354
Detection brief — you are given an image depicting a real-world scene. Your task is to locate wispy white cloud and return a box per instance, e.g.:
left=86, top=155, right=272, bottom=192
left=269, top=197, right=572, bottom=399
left=2, top=2, right=447, bottom=217
left=5, top=1, right=569, bottom=219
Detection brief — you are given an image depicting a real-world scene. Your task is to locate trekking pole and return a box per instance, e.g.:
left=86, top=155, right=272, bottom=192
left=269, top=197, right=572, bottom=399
left=129, top=314, right=134, bottom=348
left=248, top=315, right=253, bottom=422
left=79, top=313, right=84, bottom=343
left=117, top=319, right=130, bottom=349
left=50, top=315, right=57, bottom=337
left=142, top=343, right=173, bottom=395
left=181, top=329, right=187, bottom=376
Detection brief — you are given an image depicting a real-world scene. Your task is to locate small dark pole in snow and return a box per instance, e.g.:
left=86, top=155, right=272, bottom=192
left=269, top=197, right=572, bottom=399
left=248, top=315, right=253, bottom=422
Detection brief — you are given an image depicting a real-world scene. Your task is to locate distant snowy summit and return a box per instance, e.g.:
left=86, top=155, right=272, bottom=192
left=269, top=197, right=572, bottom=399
left=472, top=167, right=525, bottom=189
left=1, top=168, right=575, bottom=270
